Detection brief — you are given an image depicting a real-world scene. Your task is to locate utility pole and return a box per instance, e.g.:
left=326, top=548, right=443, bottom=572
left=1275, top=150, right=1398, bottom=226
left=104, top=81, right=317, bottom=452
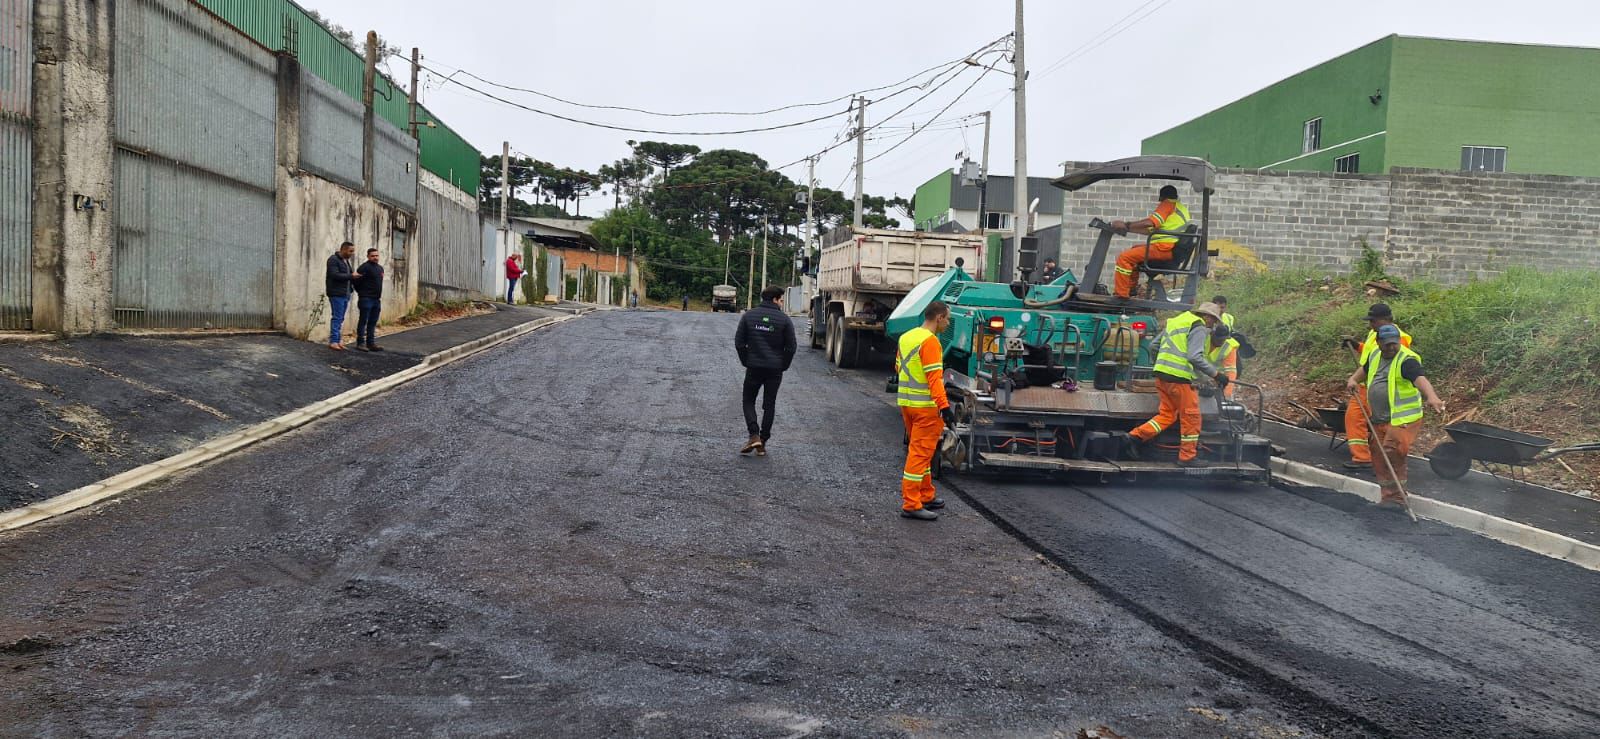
left=361, top=31, right=377, bottom=194
left=804, top=155, right=815, bottom=285
left=760, top=219, right=769, bottom=296
left=407, top=47, right=420, bottom=139
left=978, top=110, right=992, bottom=236
left=500, top=141, right=510, bottom=231
left=1011, top=1, right=1030, bottom=280
left=853, top=96, right=867, bottom=229
left=746, top=230, right=757, bottom=311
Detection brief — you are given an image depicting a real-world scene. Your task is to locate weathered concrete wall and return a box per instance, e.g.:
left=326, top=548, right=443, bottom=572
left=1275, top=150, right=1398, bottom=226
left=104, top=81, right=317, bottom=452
left=279, top=173, right=418, bottom=343
left=1056, top=161, right=1600, bottom=285
left=30, top=0, right=116, bottom=335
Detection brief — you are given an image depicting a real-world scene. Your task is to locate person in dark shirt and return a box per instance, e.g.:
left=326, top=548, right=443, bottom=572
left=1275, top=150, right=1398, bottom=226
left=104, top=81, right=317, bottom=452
left=325, top=242, right=358, bottom=350
left=1035, top=258, right=1065, bottom=284
left=354, top=247, right=385, bottom=352
left=734, top=286, right=797, bottom=456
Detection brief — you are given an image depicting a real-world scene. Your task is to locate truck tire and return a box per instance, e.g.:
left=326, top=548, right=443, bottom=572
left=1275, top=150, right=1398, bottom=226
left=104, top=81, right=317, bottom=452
left=809, top=300, right=825, bottom=350
left=836, top=325, right=861, bottom=369
left=826, top=314, right=842, bottom=364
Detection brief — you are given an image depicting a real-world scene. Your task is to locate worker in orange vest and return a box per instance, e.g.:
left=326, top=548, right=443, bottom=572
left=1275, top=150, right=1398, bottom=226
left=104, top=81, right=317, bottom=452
left=895, top=301, right=955, bottom=521
left=1343, top=303, right=1413, bottom=469
left=1110, top=185, right=1190, bottom=299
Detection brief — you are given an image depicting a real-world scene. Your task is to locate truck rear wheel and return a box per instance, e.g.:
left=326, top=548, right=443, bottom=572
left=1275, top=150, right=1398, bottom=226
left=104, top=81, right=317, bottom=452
left=836, top=324, right=862, bottom=369
left=826, top=314, right=843, bottom=364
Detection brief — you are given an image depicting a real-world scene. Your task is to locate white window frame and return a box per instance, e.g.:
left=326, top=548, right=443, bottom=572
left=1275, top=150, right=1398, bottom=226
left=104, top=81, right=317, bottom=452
left=1461, top=146, right=1507, bottom=172
left=1302, top=117, right=1323, bottom=154
left=1334, top=152, right=1360, bottom=174
left=984, top=211, right=1013, bottom=231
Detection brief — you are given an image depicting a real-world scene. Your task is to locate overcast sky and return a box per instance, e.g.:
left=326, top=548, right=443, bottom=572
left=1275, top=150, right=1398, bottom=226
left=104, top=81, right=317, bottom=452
left=311, top=0, right=1595, bottom=211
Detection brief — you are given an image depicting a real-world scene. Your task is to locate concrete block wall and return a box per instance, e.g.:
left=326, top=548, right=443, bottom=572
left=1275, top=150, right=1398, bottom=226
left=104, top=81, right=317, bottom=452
left=1055, top=161, right=1600, bottom=285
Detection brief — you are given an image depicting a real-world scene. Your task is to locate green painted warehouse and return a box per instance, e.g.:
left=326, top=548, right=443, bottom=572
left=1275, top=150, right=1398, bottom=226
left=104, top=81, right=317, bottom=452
left=1142, top=35, right=1600, bottom=177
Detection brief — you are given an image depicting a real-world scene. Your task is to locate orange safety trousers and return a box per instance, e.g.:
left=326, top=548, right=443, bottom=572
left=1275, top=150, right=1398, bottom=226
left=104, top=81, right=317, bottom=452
left=1345, top=389, right=1373, bottom=463
left=1130, top=378, right=1202, bottom=461
left=901, top=407, right=943, bottom=511
left=1113, top=242, right=1176, bottom=298
left=1370, top=422, right=1419, bottom=504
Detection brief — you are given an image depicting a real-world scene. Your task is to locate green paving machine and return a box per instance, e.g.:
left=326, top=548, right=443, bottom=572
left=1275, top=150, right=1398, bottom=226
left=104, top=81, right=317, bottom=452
left=885, top=156, right=1273, bottom=483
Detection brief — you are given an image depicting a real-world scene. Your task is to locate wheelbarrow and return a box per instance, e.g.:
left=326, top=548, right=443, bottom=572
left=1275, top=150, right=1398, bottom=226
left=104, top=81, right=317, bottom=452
left=1260, top=401, right=1350, bottom=451
left=1427, top=421, right=1600, bottom=481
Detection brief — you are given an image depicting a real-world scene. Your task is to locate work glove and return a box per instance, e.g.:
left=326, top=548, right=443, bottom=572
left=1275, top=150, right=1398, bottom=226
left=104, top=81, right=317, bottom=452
left=940, top=408, right=956, bottom=427
left=1214, top=373, right=1231, bottom=390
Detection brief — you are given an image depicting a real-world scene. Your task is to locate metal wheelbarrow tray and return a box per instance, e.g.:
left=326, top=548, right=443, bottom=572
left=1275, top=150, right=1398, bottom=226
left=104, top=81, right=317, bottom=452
left=1428, top=421, right=1600, bottom=480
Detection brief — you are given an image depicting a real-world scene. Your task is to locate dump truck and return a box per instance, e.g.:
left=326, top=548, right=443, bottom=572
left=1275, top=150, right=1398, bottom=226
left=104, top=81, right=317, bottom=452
left=710, top=284, right=738, bottom=312
left=884, top=156, right=1273, bottom=483
left=810, top=227, right=986, bottom=368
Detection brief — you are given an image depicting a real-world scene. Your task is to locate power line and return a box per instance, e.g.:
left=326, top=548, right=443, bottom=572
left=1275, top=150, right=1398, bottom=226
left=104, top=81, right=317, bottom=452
left=861, top=63, right=998, bottom=167
left=441, top=34, right=1013, bottom=118
left=1035, top=0, right=1173, bottom=80
left=396, top=43, right=999, bottom=138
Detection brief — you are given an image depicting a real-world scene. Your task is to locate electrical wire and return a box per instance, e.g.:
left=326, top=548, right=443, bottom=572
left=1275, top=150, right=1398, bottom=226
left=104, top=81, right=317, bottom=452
left=860, top=63, right=997, bottom=166
left=1034, top=0, right=1173, bottom=80
left=440, top=34, right=1013, bottom=118
left=393, top=43, right=999, bottom=138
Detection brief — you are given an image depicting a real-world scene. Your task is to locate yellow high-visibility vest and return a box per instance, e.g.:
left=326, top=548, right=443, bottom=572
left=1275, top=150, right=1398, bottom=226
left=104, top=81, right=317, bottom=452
left=1151, top=200, right=1191, bottom=246
left=1154, top=311, right=1203, bottom=381
left=896, top=327, right=941, bottom=408
left=1365, top=345, right=1425, bottom=427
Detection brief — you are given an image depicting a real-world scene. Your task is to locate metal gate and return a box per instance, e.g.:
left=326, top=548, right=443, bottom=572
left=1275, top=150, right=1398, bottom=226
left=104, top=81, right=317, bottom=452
left=0, top=0, right=33, bottom=329
left=111, top=0, right=276, bottom=328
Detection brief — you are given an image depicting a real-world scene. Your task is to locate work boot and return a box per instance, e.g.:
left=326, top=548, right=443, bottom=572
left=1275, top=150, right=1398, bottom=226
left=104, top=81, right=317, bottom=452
left=923, top=498, right=946, bottom=510
left=1342, top=460, right=1368, bottom=470
left=900, top=508, right=939, bottom=521
left=740, top=435, right=762, bottom=455
left=1175, top=457, right=1208, bottom=468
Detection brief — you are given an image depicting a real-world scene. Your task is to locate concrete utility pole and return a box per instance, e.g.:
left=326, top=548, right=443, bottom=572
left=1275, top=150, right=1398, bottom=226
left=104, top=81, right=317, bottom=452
left=361, top=31, right=378, bottom=194
left=500, top=141, right=510, bottom=231
left=853, top=96, right=867, bottom=229
left=978, top=110, right=992, bottom=236
left=1010, top=1, right=1030, bottom=280
left=804, top=155, right=815, bottom=284
left=760, top=219, right=769, bottom=296
left=746, top=230, right=757, bottom=310
left=407, top=47, right=420, bottom=139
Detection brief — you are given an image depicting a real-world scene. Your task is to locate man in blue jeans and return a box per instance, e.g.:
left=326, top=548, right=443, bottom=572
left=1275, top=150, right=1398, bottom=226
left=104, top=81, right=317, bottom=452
left=325, top=242, right=358, bottom=351
left=354, top=247, right=385, bottom=352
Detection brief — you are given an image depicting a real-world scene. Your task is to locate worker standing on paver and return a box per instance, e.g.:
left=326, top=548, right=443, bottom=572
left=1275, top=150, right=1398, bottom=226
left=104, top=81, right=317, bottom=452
left=1205, top=324, right=1241, bottom=400
left=1125, top=302, right=1228, bottom=466
left=896, top=301, right=954, bottom=521
left=1109, top=185, right=1190, bottom=299
left=1355, top=324, right=1445, bottom=508
left=1343, top=303, right=1413, bottom=469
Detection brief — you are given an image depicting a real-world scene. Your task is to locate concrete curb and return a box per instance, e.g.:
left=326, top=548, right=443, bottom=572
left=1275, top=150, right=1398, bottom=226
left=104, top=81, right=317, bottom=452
left=1272, top=457, right=1600, bottom=573
left=0, top=313, right=579, bottom=535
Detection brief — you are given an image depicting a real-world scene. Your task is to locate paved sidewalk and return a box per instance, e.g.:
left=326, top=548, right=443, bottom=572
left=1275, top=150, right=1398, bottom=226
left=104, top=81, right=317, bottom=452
left=0, top=306, right=566, bottom=513
left=1265, top=420, right=1600, bottom=546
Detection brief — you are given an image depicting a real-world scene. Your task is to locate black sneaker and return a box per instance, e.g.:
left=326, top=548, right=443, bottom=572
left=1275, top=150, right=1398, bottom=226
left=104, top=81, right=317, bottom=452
left=1342, top=461, right=1368, bottom=470
left=923, top=498, right=946, bottom=510
left=900, top=508, right=939, bottom=521
left=1175, top=458, right=1208, bottom=468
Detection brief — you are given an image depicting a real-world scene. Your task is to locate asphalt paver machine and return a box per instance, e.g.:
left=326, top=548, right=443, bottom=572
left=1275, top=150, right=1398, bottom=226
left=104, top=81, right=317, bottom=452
left=885, top=156, right=1273, bottom=483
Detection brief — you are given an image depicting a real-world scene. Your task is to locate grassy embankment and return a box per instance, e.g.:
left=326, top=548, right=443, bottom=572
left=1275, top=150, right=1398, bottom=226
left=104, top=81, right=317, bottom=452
left=1207, top=242, right=1600, bottom=493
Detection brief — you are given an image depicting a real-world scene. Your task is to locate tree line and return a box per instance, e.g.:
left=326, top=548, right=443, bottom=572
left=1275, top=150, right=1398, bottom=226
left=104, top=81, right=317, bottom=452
left=480, top=141, right=912, bottom=302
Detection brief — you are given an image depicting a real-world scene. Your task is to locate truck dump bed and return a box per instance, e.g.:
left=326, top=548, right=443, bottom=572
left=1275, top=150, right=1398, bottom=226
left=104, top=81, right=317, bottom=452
left=818, top=228, right=985, bottom=295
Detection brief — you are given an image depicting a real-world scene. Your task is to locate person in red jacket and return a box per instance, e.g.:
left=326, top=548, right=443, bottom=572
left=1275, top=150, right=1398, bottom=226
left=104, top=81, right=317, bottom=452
left=505, top=253, right=526, bottom=304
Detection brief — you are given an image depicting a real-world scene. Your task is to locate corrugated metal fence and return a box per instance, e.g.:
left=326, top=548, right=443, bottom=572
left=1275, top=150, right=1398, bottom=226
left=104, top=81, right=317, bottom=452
left=113, top=0, right=277, bottom=328
left=298, top=68, right=362, bottom=190
left=0, top=0, right=32, bottom=329
left=416, top=184, right=483, bottom=298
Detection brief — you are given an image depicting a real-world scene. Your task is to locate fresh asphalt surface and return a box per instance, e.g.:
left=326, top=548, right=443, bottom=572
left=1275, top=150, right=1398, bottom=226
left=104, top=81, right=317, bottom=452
left=1, top=310, right=1595, bottom=736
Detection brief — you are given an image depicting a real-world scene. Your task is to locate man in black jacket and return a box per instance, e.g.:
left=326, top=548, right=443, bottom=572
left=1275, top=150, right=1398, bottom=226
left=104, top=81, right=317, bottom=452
left=735, top=286, right=797, bottom=456
left=354, top=247, right=385, bottom=352
left=325, top=242, right=358, bottom=350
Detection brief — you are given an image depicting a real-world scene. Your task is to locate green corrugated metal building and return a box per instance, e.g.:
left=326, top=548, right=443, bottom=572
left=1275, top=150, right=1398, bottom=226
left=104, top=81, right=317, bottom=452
left=1142, top=36, right=1600, bottom=177
left=195, top=0, right=481, bottom=195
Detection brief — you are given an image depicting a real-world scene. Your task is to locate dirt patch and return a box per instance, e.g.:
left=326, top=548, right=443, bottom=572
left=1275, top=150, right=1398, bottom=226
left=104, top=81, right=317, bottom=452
left=49, top=404, right=125, bottom=457
left=395, top=300, right=498, bottom=330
